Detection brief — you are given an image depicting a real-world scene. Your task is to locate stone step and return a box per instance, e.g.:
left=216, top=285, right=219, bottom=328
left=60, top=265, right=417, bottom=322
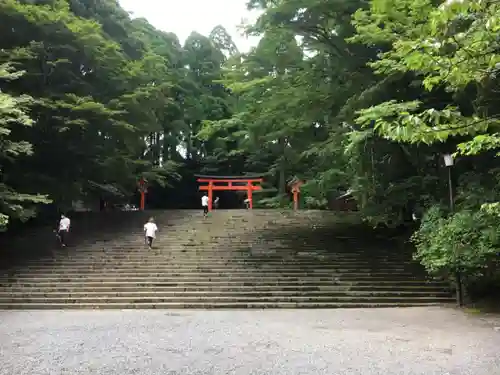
left=23, top=249, right=413, bottom=254
left=0, top=283, right=449, bottom=295
left=0, top=271, right=428, bottom=279
left=3, top=270, right=421, bottom=277
left=39, top=245, right=411, bottom=251
left=0, top=301, right=448, bottom=309
left=23, top=254, right=416, bottom=261
left=8, top=251, right=416, bottom=258
left=49, top=251, right=418, bottom=265
left=18, top=253, right=414, bottom=260
left=74, top=242, right=403, bottom=247
left=0, top=290, right=452, bottom=298
left=0, top=276, right=438, bottom=284
left=1, top=280, right=448, bottom=288
left=0, top=295, right=454, bottom=304
left=42, top=238, right=398, bottom=244
left=2, top=268, right=419, bottom=275
left=11, top=263, right=418, bottom=271
left=23, top=250, right=414, bottom=256
left=19, top=239, right=408, bottom=245
left=17, top=257, right=416, bottom=269
left=46, top=239, right=406, bottom=245
left=64, top=245, right=406, bottom=250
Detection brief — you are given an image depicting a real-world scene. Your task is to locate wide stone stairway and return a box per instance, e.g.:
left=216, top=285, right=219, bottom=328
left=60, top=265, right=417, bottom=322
left=0, top=210, right=454, bottom=308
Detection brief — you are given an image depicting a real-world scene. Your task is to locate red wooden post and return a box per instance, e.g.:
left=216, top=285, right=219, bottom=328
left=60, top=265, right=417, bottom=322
left=208, top=180, right=213, bottom=211
left=292, top=187, right=299, bottom=210
left=247, top=181, right=253, bottom=209
left=289, top=179, right=303, bottom=211
left=139, top=178, right=147, bottom=211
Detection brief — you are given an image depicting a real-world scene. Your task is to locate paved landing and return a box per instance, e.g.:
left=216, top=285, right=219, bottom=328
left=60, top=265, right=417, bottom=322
left=1, top=307, right=499, bottom=375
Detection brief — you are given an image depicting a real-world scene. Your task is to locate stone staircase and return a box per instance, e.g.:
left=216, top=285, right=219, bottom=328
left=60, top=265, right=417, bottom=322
left=0, top=210, right=454, bottom=308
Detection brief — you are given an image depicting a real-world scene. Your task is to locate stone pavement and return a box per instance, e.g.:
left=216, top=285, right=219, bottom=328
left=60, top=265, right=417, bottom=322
left=0, top=307, right=499, bottom=375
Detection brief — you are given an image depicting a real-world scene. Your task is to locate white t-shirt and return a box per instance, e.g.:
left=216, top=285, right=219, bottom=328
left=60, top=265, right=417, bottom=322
left=59, top=217, right=70, bottom=231
left=201, top=196, right=209, bottom=207
left=144, top=222, right=158, bottom=238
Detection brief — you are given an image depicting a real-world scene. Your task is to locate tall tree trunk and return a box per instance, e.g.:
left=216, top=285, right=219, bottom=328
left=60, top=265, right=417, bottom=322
left=278, top=137, right=286, bottom=195
left=186, top=126, right=193, bottom=161
left=155, top=132, right=161, bottom=166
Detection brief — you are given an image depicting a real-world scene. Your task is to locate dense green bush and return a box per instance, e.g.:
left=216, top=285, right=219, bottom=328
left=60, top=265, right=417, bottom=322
left=412, top=205, right=500, bottom=281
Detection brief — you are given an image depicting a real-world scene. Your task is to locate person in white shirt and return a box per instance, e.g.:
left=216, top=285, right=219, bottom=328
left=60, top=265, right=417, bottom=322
left=57, top=214, right=71, bottom=247
left=143, top=217, right=158, bottom=249
left=214, top=196, right=220, bottom=210
left=201, top=193, right=209, bottom=217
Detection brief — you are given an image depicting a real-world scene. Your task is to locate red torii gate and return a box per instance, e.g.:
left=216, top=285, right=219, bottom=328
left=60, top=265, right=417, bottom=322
left=195, top=174, right=263, bottom=211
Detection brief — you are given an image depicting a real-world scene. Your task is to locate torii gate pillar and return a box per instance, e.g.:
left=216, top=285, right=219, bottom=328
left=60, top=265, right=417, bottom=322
left=138, top=177, right=147, bottom=211
left=289, top=178, right=304, bottom=210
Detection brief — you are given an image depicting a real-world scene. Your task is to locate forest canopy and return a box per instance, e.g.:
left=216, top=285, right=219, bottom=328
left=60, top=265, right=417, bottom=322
left=0, top=0, right=239, bottom=222
left=1, top=0, right=499, bottom=291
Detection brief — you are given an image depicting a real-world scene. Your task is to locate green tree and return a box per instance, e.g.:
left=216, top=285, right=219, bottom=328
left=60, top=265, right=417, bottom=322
left=0, top=63, right=50, bottom=228
left=0, top=0, right=189, bottom=213
left=350, top=0, right=500, bottom=285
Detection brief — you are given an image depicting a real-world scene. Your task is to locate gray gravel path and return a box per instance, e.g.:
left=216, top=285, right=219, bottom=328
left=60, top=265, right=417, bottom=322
left=0, top=307, right=499, bottom=375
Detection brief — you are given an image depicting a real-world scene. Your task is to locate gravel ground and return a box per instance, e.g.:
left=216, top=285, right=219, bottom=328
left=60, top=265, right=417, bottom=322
left=0, top=307, right=499, bottom=375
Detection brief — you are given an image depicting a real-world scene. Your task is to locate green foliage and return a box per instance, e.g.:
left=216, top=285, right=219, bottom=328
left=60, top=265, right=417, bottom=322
left=0, top=63, right=51, bottom=228
left=349, top=0, right=500, bottom=287
left=352, top=0, right=499, bottom=152
left=300, top=180, right=329, bottom=209
left=255, top=195, right=292, bottom=209
left=413, top=205, right=500, bottom=277
left=0, top=0, right=238, bottom=223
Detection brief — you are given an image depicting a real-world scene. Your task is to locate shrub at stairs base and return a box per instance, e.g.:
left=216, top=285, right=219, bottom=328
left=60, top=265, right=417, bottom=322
left=412, top=205, right=500, bottom=301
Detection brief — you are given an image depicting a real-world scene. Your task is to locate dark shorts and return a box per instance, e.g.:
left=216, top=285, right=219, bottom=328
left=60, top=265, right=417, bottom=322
left=203, top=206, right=209, bottom=214
left=58, top=229, right=68, bottom=244
left=145, top=236, right=153, bottom=246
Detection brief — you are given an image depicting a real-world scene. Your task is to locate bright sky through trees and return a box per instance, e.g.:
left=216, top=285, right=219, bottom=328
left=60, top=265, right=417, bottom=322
left=118, top=0, right=261, bottom=52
